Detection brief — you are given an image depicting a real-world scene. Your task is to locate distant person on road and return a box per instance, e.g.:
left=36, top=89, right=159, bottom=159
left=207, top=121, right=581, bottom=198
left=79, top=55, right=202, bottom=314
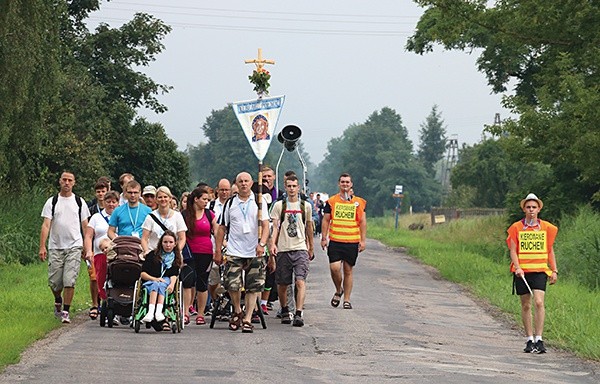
left=39, top=171, right=91, bottom=324
left=269, top=175, right=314, bottom=327
left=320, top=173, right=367, bottom=310
left=507, top=193, right=558, bottom=354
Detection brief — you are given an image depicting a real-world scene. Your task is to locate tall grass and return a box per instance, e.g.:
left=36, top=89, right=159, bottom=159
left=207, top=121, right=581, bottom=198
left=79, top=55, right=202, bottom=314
left=0, top=188, right=50, bottom=265
left=369, top=211, right=600, bottom=360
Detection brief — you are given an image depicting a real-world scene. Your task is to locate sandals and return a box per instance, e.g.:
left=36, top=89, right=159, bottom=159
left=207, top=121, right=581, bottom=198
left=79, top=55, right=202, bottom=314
left=330, top=291, right=343, bottom=308
left=241, top=321, right=254, bottom=333
left=343, top=301, right=353, bottom=309
left=229, top=312, right=242, bottom=331
left=184, top=314, right=190, bottom=325
left=89, top=307, right=98, bottom=320
left=161, top=321, right=171, bottom=332
left=196, top=315, right=206, bottom=325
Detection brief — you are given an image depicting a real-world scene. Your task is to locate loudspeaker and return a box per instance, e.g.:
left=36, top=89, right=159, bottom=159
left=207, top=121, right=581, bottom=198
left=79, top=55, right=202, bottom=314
left=277, top=125, right=302, bottom=151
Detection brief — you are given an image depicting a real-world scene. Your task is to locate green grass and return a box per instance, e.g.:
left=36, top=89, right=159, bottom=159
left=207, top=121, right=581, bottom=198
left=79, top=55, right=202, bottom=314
left=370, top=213, right=600, bottom=361
left=0, top=262, right=91, bottom=371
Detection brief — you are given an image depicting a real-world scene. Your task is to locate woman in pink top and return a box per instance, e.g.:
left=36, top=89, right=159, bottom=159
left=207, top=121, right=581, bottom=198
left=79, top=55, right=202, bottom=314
left=183, top=187, right=218, bottom=325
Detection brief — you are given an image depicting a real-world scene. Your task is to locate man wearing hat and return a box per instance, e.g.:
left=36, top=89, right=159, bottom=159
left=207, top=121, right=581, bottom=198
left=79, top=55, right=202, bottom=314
left=142, top=185, right=158, bottom=210
left=506, top=193, right=558, bottom=354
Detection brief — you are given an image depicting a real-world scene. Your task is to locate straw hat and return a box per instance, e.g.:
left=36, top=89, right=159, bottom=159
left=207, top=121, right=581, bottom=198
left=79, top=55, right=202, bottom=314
left=520, top=193, right=543, bottom=210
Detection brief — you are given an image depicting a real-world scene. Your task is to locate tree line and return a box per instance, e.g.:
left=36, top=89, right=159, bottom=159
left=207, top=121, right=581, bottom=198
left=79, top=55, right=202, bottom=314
left=407, top=0, right=600, bottom=222
left=0, top=1, right=188, bottom=197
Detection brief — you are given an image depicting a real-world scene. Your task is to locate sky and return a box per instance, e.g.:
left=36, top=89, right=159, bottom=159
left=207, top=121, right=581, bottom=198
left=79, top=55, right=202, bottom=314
left=88, top=0, right=510, bottom=165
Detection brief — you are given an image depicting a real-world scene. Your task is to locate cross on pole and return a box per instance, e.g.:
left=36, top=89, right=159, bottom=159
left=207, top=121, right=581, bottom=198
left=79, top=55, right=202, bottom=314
left=245, top=48, right=275, bottom=72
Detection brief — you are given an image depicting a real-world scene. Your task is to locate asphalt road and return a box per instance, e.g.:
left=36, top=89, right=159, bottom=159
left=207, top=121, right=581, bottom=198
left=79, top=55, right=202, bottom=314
left=2, top=239, right=598, bottom=384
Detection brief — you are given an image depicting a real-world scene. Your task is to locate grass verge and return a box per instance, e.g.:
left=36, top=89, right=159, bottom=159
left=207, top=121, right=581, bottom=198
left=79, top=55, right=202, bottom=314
left=370, top=214, right=600, bottom=361
left=0, top=262, right=91, bottom=372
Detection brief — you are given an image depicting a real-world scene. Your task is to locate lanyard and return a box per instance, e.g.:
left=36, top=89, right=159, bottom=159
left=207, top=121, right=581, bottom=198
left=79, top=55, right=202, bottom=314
left=127, top=205, right=140, bottom=229
left=239, top=199, right=250, bottom=222
left=100, top=209, right=110, bottom=223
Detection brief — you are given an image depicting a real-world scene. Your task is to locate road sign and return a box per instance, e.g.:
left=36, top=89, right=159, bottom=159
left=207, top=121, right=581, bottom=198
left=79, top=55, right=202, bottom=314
left=394, top=185, right=403, bottom=194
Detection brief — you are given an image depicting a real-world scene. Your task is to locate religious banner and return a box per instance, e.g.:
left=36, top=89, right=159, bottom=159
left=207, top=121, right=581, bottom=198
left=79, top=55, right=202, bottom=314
left=231, top=95, right=285, bottom=161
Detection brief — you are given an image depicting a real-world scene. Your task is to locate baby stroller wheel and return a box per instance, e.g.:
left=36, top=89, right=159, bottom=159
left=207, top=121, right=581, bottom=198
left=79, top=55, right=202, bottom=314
left=99, top=301, right=107, bottom=327
left=107, top=308, right=114, bottom=328
left=134, top=319, right=140, bottom=333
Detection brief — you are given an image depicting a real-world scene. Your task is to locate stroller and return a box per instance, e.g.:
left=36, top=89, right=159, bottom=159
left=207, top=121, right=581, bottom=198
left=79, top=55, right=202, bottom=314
left=99, top=236, right=143, bottom=328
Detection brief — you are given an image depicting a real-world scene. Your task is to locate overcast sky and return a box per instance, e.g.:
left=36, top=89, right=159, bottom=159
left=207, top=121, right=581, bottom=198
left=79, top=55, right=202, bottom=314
left=89, top=0, right=509, bottom=164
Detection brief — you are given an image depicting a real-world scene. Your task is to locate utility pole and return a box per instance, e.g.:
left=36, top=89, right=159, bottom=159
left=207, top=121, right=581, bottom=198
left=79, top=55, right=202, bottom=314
left=441, top=134, right=459, bottom=203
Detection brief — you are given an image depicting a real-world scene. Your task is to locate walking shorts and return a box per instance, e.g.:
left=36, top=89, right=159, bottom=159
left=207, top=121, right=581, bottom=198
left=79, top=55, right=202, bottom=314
left=48, top=247, right=82, bottom=291
left=514, top=272, right=548, bottom=295
left=275, top=250, right=310, bottom=286
left=327, top=240, right=359, bottom=267
left=223, top=255, right=265, bottom=293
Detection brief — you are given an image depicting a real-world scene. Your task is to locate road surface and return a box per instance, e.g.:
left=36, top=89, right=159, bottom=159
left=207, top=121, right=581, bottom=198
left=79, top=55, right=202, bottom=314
left=2, top=239, right=598, bottom=383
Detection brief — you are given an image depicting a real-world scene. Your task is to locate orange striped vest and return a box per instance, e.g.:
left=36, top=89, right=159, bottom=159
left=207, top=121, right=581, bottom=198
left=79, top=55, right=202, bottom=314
left=507, top=219, right=558, bottom=276
left=328, top=194, right=366, bottom=243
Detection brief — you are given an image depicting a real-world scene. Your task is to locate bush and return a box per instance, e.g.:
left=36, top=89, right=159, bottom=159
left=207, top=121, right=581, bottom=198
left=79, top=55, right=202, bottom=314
left=555, top=205, right=600, bottom=290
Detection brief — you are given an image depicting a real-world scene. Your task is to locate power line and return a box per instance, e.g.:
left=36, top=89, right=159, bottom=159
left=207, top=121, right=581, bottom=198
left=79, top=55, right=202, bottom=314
left=87, top=16, right=413, bottom=36
left=99, top=6, right=419, bottom=25
left=112, top=1, right=420, bottom=20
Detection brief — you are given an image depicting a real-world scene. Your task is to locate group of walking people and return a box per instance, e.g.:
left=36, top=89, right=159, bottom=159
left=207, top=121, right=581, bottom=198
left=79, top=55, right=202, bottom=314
left=39, top=169, right=368, bottom=333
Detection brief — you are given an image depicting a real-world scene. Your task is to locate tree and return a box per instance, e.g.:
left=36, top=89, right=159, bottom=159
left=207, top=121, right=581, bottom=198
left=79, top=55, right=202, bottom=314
left=417, top=105, right=447, bottom=177
left=316, top=107, right=441, bottom=215
left=0, top=0, right=63, bottom=190
left=407, top=0, right=600, bottom=215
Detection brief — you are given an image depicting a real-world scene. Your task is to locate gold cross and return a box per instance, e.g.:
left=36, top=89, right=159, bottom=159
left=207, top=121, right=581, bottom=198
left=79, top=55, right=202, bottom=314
left=245, top=48, right=275, bottom=71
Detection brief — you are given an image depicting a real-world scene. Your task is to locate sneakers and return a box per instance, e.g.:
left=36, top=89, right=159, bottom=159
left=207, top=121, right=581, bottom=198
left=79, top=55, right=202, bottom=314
left=155, top=311, right=165, bottom=322
left=292, top=314, right=304, bottom=327
left=188, top=305, right=198, bottom=316
left=54, top=303, right=62, bottom=318
left=535, top=340, right=546, bottom=354
left=142, top=312, right=154, bottom=323
left=280, top=310, right=292, bottom=324
left=266, top=302, right=273, bottom=311
left=251, top=311, right=260, bottom=324
left=276, top=308, right=282, bottom=319
left=60, top=311, right=71, bottom=324
left=524, top=340, right=535, bottom=353
left=260, top=303, right=269, bottom=315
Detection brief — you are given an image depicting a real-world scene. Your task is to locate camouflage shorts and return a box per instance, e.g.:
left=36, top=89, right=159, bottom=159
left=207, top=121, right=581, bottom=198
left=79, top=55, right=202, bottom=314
left=223, top=255, right=266, bottom=293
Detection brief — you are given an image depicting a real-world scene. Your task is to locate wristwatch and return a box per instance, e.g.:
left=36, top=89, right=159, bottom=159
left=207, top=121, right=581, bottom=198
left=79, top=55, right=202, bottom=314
left=259, top=242, right=266, bottom=247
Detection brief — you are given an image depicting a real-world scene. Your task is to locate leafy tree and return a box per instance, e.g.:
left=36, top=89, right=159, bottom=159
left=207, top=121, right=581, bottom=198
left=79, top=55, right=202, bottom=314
left=0, top=0, right=63, bottom=191
left=407, top=0, right=600, bottom=215
left=316, top=107, right=441, bottom=215
left=417, top=105, right=447, bottom=177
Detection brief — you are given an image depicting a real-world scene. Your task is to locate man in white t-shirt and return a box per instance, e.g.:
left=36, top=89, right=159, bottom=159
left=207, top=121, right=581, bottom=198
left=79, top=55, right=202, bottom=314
left=214, top=172, right=269, bottom=333
left=269, top=175, right=314, bottom=327
left=39, top=171, right=90, bottom=324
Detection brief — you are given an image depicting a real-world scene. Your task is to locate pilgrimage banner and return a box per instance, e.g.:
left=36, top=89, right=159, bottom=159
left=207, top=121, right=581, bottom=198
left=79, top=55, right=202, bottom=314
left=231, top=95, right=285, bottom=161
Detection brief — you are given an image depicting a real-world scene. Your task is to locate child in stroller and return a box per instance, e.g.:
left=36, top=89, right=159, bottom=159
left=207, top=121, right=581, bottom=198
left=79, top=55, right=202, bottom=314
left=140, top=230, right=182, bottom=330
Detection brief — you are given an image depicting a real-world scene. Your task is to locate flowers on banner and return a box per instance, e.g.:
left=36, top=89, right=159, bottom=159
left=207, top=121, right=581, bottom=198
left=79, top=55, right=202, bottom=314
left=249, top=68, right=271, bottom=96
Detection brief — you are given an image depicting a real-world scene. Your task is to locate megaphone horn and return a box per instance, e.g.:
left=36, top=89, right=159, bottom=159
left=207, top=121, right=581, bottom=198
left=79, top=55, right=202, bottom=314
left=278, top=125, right=302, bottom=151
